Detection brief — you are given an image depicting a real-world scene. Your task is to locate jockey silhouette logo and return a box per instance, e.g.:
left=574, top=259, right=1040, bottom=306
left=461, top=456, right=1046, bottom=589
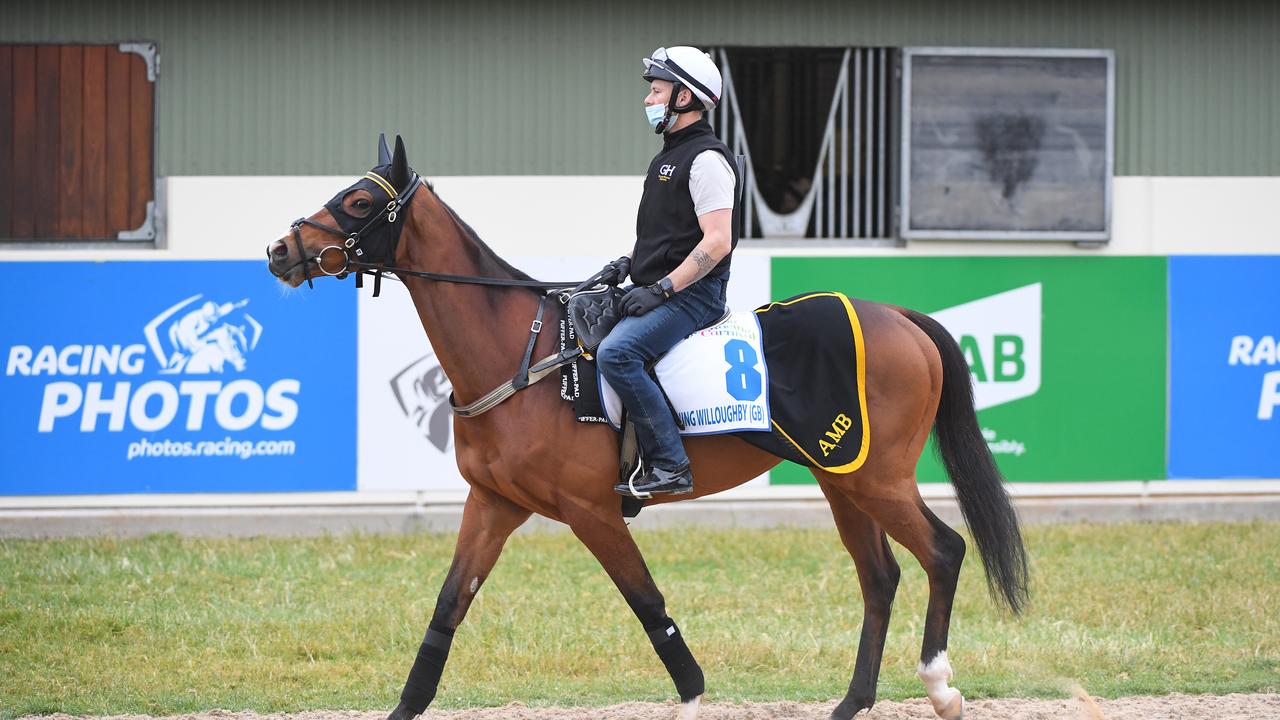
left=390, top=352, right=454, bottom=453
left=144, top=295, right=263, bottom=374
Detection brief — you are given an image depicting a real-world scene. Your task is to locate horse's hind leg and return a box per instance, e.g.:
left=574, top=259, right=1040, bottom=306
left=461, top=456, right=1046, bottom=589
left=906, top=501, right=967, bottom=719
left=562, top=503, right=704, bottom=720
left=816, top=478, right=901, bottom=720
left=387, top=486, right=530, bottom=720
left=822, top=471, right=967, bottom=720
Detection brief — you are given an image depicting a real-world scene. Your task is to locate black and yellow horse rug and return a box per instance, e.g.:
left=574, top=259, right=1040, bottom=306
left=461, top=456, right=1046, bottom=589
left=561, top=291, right=870, bottom=474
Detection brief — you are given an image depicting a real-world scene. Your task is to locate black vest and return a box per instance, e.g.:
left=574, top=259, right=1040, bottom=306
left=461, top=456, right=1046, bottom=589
left=631, top=119, right=740, bottom=287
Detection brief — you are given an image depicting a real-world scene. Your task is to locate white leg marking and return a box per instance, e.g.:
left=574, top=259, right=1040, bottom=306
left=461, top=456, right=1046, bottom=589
left=917, top=651, right=964, bottom=720
left=469, top=576, right=479, bottom=594
left=674, top=693, right=702, bottom=720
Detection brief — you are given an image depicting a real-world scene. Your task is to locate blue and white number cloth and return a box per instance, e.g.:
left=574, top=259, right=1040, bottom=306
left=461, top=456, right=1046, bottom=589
left=598, top=311, right=771, bottom=435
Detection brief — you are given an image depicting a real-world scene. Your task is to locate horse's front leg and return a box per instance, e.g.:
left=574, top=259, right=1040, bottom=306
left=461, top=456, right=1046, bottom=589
left=387, top=486, right=530, bottom=720
left=563, top=501, right=705, bottom=720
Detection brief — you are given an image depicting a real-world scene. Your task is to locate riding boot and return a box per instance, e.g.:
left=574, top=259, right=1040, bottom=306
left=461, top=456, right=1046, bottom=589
left=614, top=463, right=693, bottom=497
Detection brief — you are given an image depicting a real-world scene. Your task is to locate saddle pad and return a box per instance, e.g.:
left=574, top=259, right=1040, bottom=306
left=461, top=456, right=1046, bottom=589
left=598, top=311, right=771, bottom=435
left=741, top=292, right=870, bottom=473
left=558, top=312, right=609, bottom=424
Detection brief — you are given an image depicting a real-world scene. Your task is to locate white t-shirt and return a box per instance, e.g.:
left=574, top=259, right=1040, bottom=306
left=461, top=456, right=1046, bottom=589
left=689, top=150, right=736, bottom=216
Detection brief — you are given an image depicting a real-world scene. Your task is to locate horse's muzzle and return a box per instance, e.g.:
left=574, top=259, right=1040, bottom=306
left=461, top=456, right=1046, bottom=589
left=266, top=239, right=299, bottom=281
left=268, top=238, right=290, bottom=262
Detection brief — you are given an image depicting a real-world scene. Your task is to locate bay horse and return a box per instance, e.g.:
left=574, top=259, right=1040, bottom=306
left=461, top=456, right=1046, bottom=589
left=266, top=136, right=1028, bottom=720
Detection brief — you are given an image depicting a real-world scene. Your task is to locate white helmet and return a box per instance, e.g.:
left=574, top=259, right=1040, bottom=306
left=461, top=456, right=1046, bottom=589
left=642, top=46, right=722, bottom=111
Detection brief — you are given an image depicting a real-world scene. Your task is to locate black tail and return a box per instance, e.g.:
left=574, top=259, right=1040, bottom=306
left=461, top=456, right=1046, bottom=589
left=904, top=309, right=1030, bottom=614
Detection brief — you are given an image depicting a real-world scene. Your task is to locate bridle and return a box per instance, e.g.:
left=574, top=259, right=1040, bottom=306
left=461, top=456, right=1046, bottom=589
left=271, top=167, right=622, bottom=417
left=271, top=169, right=604, bottom=295
left=270, top=170, right=425, bottom=290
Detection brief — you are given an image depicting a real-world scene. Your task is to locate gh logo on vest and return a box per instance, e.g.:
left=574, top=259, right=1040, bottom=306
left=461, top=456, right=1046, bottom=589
left=658, top=164, right=677, bottom=182
left=931, top=284, right=1042, bottom=411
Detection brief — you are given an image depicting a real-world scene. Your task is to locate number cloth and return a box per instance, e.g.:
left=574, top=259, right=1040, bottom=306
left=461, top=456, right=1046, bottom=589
left=599, top=311, right=771, bottom=435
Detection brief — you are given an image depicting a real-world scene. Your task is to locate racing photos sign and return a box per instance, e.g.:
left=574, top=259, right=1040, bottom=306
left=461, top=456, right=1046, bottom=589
left=0, top=261, right=356, bottom=495
left=1169, top=256, right=1280, bottom=478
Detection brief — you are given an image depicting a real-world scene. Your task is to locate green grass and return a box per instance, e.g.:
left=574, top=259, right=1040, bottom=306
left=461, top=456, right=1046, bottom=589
left=1, top=522, right=1278, bottom=717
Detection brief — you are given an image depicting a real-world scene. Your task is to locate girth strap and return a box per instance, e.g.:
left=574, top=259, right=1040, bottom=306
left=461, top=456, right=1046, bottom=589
left=451, top=347, right=583, bottom=418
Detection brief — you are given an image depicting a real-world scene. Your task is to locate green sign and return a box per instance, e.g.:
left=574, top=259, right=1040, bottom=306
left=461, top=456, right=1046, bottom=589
left=769, top=256, right=1167, bottom=483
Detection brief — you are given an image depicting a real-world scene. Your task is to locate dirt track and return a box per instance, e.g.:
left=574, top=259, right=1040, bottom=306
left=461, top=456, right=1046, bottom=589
left=32, top=693, right=1280, bottom=720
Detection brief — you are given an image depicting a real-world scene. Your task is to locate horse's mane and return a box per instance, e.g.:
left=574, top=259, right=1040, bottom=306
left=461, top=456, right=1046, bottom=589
left=431, top=188, right=539, bottom=285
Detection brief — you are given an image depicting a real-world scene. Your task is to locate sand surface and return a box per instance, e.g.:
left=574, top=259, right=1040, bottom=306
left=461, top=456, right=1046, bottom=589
left=31, top=693, right=1280, bottom=720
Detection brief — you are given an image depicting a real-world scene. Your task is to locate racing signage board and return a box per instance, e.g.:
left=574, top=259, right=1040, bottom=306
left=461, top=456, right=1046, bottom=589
left=0, top=261, right=357, bottom=495
left=770, top=256, right=1167, bottom=483
left=1169, top=256, right=1280, bottom=478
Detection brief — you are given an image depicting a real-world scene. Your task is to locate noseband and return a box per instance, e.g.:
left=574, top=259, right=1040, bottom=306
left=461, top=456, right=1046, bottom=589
left=270, top=171, right=423, bottom=289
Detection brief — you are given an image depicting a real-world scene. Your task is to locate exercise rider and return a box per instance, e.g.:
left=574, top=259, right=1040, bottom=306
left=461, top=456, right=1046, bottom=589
left=597, top=46, right=740, bottom=497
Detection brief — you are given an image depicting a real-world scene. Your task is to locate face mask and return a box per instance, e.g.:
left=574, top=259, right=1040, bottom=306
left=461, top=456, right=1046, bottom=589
left=645, top=103, right=668, bottom=132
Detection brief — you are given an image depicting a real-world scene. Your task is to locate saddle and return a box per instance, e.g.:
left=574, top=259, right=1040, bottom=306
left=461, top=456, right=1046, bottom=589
left=566, top=285, right=626, bottom=359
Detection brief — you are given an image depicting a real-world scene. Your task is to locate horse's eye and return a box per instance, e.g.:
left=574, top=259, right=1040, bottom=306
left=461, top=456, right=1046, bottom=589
left=354, top=199, right=369, bottom=209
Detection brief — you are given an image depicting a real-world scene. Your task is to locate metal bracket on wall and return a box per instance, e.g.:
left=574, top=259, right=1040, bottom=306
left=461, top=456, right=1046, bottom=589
left=117, top=201, right=158, bottom=241
left=117, top=42, right=158, bottom=81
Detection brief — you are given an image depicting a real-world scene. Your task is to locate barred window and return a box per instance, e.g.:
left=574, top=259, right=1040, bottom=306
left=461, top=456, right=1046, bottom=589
left=711, top=47, right=898, bottom=241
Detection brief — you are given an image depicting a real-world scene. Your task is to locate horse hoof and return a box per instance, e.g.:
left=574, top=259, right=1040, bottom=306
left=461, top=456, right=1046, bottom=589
left=933, top=690, right=964, bottom=720
left=386, top=702, right=420, bottom=720
left=675, top=693, right=702, bottom=720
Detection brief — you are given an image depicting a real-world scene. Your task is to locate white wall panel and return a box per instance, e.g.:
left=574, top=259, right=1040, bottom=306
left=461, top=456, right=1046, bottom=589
left=1147, top=177, right=1280, bottom=253
left=2, top=175, right=1276, bottom=262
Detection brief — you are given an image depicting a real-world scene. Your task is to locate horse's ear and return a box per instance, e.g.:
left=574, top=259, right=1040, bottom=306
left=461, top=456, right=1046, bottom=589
left=391, top=135, right=409, bottom=187
left=377, top=134, right=391, bottom=165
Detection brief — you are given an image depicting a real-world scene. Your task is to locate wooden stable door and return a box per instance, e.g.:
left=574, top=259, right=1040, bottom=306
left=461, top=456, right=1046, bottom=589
left=0, top=44, right=155, bottom=242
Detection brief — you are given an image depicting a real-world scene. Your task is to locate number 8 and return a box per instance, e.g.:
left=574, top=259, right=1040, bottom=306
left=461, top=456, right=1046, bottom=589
left=724, top=339, right=762, bottom=402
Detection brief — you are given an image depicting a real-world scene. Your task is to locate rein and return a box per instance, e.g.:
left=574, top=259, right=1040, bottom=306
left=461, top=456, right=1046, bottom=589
left=276, top=170, right=618, bottom=417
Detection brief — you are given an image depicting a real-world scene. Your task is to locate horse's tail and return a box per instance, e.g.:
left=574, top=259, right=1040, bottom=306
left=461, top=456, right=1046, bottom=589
left=902, top=308, right=1030, bottom=614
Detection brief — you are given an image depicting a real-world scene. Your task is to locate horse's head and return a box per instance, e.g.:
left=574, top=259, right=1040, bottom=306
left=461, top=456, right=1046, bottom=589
left=267, top=134, right=420, bottom=288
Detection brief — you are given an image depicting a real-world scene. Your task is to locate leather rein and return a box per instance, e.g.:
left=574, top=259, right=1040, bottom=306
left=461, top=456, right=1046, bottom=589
left=272, top=170, right=616, bottom=418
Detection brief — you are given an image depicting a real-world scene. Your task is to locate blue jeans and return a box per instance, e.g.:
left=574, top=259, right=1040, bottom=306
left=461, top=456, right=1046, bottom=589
left=597, top=274, right=729, bottom=471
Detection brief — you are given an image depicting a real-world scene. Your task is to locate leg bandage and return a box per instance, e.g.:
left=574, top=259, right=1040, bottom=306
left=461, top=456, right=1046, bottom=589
left=647, top=619, right=704, bottom=702
left=400, top=623, right=455, bottom=713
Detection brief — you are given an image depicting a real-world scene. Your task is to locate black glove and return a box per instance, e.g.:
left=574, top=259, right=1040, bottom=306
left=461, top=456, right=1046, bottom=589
left=621, top=279, right=673, bottom=316
left=600, top=256, right=631, bottom=285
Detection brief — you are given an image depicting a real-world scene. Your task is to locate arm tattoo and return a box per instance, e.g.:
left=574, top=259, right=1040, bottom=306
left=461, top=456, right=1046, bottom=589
left=690, top=249, right=717, bottom=278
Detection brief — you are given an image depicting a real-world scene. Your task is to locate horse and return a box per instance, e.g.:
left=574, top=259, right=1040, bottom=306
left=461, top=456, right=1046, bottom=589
left=266, top=135, right=1029, bottom=720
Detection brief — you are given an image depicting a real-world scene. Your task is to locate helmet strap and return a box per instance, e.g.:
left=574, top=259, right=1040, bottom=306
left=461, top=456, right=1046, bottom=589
left=653, top=106, right=673, bottom=134
left=657, top=81, right=700, bottom=134
left=668, top=81, right=702, bottom=114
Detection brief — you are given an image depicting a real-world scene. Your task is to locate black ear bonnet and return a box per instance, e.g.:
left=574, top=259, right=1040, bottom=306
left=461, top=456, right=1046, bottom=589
left=322, top=162, right=407, bottom=266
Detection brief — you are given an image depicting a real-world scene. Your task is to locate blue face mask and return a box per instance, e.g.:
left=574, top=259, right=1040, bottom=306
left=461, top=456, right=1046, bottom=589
left=645, top=103, right=668, bottom=132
